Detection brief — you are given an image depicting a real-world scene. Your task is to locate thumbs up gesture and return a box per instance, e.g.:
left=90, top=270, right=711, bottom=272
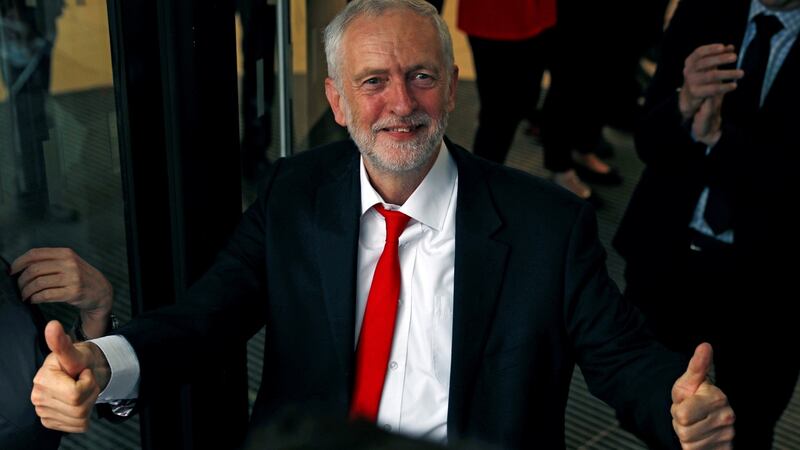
left=670, top=343, right=735, bottom=449
left=31, top=321, right=111, bottom=432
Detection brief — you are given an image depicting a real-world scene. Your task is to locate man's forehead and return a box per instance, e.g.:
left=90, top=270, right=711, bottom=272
left=342, top=9, right=437, bottom=46
left=340, top=10, right=442, bottom=67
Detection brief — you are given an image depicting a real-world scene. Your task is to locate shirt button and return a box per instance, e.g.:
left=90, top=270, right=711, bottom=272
left=383, top=424, right=392, bottom=432
left=389, top=361, right=398, bottom=370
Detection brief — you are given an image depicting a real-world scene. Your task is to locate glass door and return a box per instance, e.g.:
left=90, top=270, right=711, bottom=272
left=0, top=0, right=138, bottom=448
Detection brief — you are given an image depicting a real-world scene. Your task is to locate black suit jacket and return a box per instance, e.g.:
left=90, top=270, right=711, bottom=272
left=119, top=139, right=684, bottom=449
left=614, top=0, right=800, bottom=305
left=0, top=256, right=61, bottom=449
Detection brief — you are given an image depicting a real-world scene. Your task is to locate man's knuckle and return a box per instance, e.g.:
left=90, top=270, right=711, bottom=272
left=39, top=289, right=55, bottom=301
left=64, top=258, right=79, bottom=272
left=31, top=277, right=48, bottom=294
left=28, top=264, right=42, bottom=277
left=720, top=427, right=735, bottom=442
left=720, top=409, right=735, bottom=426
left=675, top=426, right=691, bottom=442
left=674, top=409, right=691, bottom=425
left=66, top=391, right=82, bottom=406
left=40, top=417, right=57, bottom=429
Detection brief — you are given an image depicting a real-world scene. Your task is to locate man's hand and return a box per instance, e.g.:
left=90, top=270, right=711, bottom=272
left=12, top=248, right=113, bottom=339
left=679, top=44, right=743, bottom=122
left=31, top=321, right=111, bottom=432
left=692, top=95, right=724, bottom=146
left=671, top=343, right=735, bottom=449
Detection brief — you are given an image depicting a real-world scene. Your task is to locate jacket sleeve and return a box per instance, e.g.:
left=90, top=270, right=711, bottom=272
left=115, top=158, right=284, bottom=396
left=564, top=203, right=686, bottom=449
left=635, top=0, right=710, bottom=171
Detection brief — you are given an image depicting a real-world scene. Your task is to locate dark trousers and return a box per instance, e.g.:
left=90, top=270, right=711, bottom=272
left=6, top=47, right=53, bottom=214
left=469, top=33, right=550, bottom=164
left=624, top=236, right=800, bottom=449
left=540, top=21, right=608, bottom=172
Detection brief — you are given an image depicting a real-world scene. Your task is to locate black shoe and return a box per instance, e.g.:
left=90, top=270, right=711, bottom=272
left=573, top=164, right=623, bottom=186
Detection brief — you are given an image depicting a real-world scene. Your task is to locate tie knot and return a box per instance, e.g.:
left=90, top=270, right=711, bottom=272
left=754, top=14, right=783, bottom=39
left=374, top=204, right=411, bottom=240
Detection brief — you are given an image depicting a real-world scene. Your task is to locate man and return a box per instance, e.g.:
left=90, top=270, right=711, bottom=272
left=0, top=0, right=78, bottom=222
left=1, top=248, right=113, bottom=448
left=614, top=0, right=800, bottom=447
left=31, top=1, right=734, bottom=448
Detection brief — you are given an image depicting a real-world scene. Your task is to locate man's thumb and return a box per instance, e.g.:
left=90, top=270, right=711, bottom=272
left=672, top=342, right=713, bottom=403
left=45, top=320, right=87, bottom=378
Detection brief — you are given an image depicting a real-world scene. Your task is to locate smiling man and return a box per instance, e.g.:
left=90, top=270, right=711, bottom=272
left=324, top=3, right=457, bottom=204
left=31, top=1, right=734, bottom=448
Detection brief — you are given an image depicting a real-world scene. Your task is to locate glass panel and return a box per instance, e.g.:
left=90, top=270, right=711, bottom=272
left=0, top=0, right=139, bottom=448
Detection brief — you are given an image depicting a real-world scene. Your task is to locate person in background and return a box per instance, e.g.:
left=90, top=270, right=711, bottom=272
left=614, top=0, right=800, bottom=447
left=29, top=1, right=734, bottom=448
left=237, top=0, right=276, bottom=180
left=1, top=248, right=113, bottom=448
left=458, top=0, right=555, bottom=167
left=540, top=0, right=625, bottom=203
left=0, top=0, right=78, bottom=222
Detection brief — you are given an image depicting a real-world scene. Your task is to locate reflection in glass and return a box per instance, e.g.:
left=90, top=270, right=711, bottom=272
left=0, top=1, right=138, bottom=448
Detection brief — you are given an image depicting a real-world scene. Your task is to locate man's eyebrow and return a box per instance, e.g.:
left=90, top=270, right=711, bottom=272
left=351, top=68, right=389, bottom=81
left=352, top=64, right=441, bottom=81
left=407, top=64, right=440, bottom=75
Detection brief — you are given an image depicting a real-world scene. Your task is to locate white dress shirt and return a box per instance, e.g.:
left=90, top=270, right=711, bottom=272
left=357, top=143, right=457, bottom=441
left=94, top=141, right=458, bottom=441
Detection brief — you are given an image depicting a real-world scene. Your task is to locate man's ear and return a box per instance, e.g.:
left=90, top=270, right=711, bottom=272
left=325, top=78, right=348, bottom=126
left=446, top=65, right=459, bottom=112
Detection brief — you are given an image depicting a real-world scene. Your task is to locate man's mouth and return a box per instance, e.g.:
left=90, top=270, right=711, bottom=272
left=380, top=124, right=424, bottom=133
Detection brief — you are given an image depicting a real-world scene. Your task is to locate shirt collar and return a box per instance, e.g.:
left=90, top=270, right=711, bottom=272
left=749, top=1, right=800, bottom=37
left=359, top=141, right=457, bottom=231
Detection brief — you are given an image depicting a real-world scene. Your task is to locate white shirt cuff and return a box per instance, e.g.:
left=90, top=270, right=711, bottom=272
left=90, top=335, right=141, bottom=402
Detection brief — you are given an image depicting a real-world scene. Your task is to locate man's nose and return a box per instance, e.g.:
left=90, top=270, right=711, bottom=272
left=387, top=81, right=417, bottom=117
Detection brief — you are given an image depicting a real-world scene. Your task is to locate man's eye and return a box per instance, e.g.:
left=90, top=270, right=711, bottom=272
left=411, top=73, right=436, bottom=87
left=364, top=78, right=381, bottom=85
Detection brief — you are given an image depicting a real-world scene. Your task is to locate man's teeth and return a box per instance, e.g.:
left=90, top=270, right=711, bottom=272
left=385, top=126, right=416, bottom=132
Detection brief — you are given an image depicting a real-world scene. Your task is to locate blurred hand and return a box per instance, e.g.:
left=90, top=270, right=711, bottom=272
left=12, top=248, right=113, bottom=339
left=31, top=321, right=111, bottom=433
left=671, top=343, right=735, bottom=449
left=679, top=44, right=743, bottom=122
left=692, top=95, right=724, bottom=146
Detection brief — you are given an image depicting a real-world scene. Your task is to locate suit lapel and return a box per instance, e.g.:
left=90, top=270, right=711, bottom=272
left=446, top=143, right=509, bottom=435
left=314, top=144, right=361, bottom=393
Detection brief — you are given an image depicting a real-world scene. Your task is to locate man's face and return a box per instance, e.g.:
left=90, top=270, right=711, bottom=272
left=325, top=9, right=458, bottom=174
left=758, top=0, right=800, bottom=10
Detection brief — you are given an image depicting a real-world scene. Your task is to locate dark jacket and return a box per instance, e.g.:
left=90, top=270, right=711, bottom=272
left=614, top=0, right=800, bottom=313
left=0, top=255, right=61, bottom=449
left=118, top=139, right=685, bottom=449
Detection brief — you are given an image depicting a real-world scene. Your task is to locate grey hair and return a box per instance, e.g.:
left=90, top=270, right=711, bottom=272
left=323, top=0, right=455, bottom=87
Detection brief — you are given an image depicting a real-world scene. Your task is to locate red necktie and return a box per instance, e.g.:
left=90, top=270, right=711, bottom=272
left=349, top=205, right=411, bottom=421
